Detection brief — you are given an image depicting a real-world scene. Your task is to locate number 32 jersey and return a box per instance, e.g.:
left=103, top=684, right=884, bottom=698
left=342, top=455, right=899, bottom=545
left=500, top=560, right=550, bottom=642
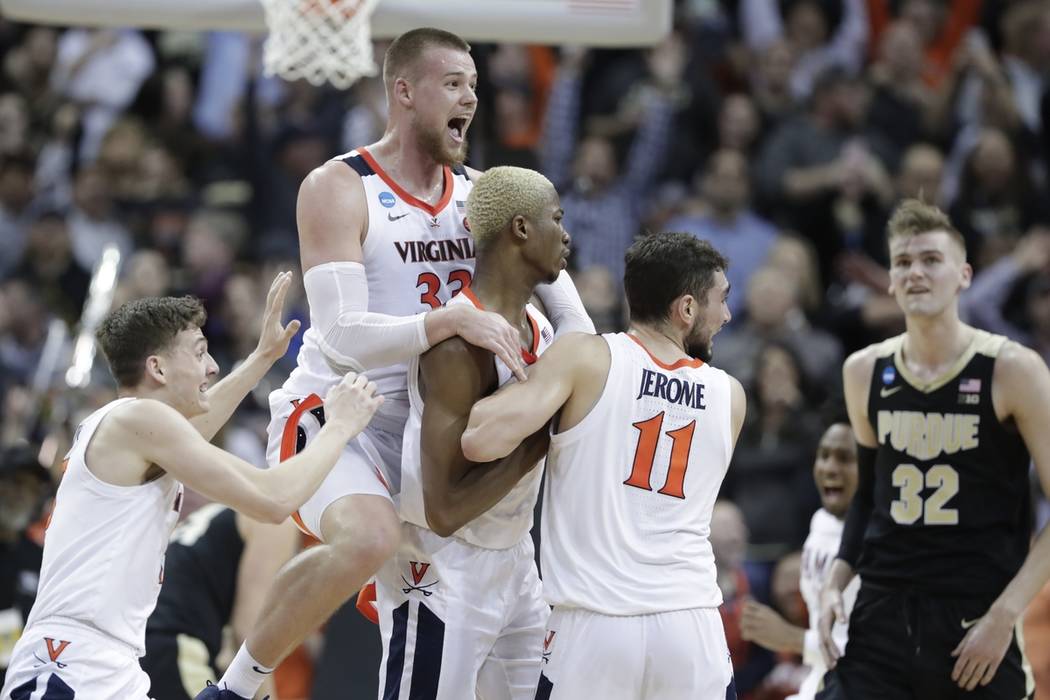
left=541, top=332, right=735, bottom=616
left=286, top=147, right=475, bottom=414
left=862, top=330, right=1030, bottom=598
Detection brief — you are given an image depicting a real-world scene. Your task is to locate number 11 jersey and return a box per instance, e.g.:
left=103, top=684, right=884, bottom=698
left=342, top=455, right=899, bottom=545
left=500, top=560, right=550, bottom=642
left=541, top=332, right=735, bottom=616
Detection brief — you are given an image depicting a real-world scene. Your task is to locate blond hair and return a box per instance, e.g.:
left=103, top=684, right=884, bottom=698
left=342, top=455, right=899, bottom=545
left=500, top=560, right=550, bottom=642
left=887, top=198, right=966, bottom=255
left=465, top=166, right=555, bottom=249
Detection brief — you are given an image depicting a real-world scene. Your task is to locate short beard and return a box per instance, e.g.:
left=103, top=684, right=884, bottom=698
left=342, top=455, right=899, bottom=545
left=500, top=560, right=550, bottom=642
left=687, top=338, right=713, bottom=363
left=417, top=123, right=468, bottom=167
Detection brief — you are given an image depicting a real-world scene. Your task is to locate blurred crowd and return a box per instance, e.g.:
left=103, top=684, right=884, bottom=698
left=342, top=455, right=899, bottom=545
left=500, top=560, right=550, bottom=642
left=3, top=0, right=1050, bottom=696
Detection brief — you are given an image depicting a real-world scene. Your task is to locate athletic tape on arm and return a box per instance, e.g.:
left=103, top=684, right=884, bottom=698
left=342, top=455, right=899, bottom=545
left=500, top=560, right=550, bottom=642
left=532, top=270, right=595, bottom=336
left=303, top=261, right=430, bottom=373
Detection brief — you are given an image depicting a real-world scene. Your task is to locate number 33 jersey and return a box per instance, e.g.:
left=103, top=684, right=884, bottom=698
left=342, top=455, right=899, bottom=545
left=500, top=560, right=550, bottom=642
left=541, top=332, right=735, bottom=616
left=862, top=330, right=1031, bottom=598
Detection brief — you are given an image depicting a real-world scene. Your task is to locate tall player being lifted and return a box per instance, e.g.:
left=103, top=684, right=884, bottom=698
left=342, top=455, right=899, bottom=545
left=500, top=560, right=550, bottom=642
left=206, top=28, right=592, bottom=700
left=817, top=199, right=1050, bottom=699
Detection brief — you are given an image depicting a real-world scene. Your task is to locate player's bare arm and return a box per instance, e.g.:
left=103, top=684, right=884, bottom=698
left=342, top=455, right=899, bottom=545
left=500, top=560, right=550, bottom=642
left=418, top=338, right=549, bottom=537
left=949, top=340, right=1050, bottom=690
left=461, top=332, right=608, bottom=463
left=818, top=345, right=877, bottom=668
left=741, top=600, right=805, bottom=655
left=297, top=160, right=526, bottom=379
left=189, top=271, right=301, bottom=441
left=92, top=374, right=381, bottom=524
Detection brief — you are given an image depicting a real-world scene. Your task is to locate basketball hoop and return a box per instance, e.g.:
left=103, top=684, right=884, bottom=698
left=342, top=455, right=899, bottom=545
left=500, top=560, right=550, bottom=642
left=260, top=0, right=379, bottom=89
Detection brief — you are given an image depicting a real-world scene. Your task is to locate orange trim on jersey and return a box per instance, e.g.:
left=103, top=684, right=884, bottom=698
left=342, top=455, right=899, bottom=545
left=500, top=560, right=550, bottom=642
left=459, top=286, right=540, bottom=365
left=356, top=581, right=379, bottom=625
left=358, top=147, right=453, bottom=217
left=626, top=333, right=703, bottom=370
left=279, top=394, right=325, bottom=543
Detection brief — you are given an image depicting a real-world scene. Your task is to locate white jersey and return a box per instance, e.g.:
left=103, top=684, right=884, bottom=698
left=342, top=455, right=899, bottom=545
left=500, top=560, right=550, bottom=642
left=25, top=398, right=184, bottom=656
left=792, top=508, right=859, bottom=700
left=399, top=287, right=555, bottom=549
left=542, top=333, right=735, bottom=616
left=285, top=147, right=476, bottom=432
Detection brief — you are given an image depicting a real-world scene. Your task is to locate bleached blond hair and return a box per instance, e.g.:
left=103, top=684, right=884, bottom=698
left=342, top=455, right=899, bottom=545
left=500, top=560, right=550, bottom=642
left=465, top=166, right=555, bottom=249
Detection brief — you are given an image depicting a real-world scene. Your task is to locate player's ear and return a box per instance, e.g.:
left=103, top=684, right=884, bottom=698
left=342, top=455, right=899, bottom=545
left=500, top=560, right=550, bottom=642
left=674, top=293, right=696, bottom=325
left=144, top=355, right=166, bottom=385
left=511, top=214, right=528, bottom=242
left=392, top=76, right=412, bottom=108
left=959, top=261, right=973, bottom=290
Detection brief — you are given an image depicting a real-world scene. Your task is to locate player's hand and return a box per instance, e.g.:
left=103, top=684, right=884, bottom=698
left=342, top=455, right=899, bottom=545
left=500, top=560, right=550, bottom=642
left=741, top=600, right=801, bottom=653
left=817, top=585, right=847, bottom=669
left=255, top=271, right=302, bottom=362
left=454, top=305, right=528, bottom=382
left=325, top=372, right=384, bottom=437
left=950, top=606, right=1014, bottom=691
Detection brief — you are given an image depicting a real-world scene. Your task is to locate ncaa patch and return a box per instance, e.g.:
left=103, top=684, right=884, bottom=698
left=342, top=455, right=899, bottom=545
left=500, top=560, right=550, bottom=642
left=378, top=191, right=396, bottom=208
left=882, top=365, right=896, bottom=385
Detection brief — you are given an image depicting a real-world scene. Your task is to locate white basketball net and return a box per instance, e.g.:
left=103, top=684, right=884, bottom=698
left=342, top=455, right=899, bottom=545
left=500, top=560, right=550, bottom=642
left=260, top=0, right=379, bottom=89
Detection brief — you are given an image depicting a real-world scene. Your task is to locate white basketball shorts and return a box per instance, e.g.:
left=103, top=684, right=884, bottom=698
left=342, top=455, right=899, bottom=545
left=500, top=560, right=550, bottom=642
left=374, top=523, right=549, bottom=700
left=536, top=606, right=735, bottom=700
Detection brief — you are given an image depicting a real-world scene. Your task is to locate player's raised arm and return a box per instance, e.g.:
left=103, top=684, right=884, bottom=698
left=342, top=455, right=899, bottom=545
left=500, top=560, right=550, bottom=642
left=122, top=374, right=381, bottom=524
left=189, top=271, right=301, bottom=441
left=461, top=332, right=603, bottom=463
left=418, top=338, right=549, bottom=537
left=950, top=342, right=1050, bottom=690
left=297, top=162, right=526, bottom=380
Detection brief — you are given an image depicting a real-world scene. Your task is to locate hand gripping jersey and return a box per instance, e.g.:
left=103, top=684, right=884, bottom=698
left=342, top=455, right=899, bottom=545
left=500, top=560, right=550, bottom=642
left=542, top=333, right=734, bottom=615
left=24, top=398, right=184, bottom=656
left=398, top=287, right=555, bottom=549
left=284, top=147, right=476, bottom=432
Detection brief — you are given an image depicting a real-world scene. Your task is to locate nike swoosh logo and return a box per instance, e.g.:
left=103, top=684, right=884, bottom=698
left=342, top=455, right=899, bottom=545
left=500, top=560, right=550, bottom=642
left=388, top=212, right=409, bottom=222
left=252, top=665, right=273, bottom=674
left=880, top=386, right=902, bottom=398
left=961, top=618, right=979, bottom=630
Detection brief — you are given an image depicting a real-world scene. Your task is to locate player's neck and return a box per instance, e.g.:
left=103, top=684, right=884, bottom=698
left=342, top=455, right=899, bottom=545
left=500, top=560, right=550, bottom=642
left=902, top=311, right=974, bottom=370
left=471, top=263, right=538, bottom=327
left=367, top=134, right=446, bottom=201
left=628, top=323, right=689, bottom=365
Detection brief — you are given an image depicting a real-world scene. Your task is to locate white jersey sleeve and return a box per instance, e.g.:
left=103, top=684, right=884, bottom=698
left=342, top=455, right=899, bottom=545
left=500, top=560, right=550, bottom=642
left=25, top=399, right=185, bottom=656
left=794, top=508, right=859, bottom=700
left=541, top=332, right=735, bottom=616
left=398, top=287, right=556, bottom=549
left=284, top=148, right=476, bottom=433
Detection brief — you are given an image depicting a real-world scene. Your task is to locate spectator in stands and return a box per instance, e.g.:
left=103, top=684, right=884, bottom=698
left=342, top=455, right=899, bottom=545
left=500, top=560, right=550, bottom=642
left=666, top=149, right=779, bottom=317
left=0, top=152, right=38, bottom=279
left=0, top=443, right=52, bottom=688
left=717, top=265, right=843, bottom=389
left=741, top=0, right=869, bottom=99
left=949, top=128, right=1047, bottom=268
left=540, top=40, right=678, bottom=288
left=14, top=211, right=90, bottom=324
left=963, top=228, right=1050, bottom=365
left=67, top=163, right=133, bottom=270
left=50, top=28, right=154, bottom=161
left=724, top=341, right=823, bottom=565
left=756, top=66, right=894, bottom=283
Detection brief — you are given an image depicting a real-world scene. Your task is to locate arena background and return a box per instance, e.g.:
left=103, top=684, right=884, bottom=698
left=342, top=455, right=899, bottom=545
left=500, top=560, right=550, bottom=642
left=1, top=0, right=1050, bottom=696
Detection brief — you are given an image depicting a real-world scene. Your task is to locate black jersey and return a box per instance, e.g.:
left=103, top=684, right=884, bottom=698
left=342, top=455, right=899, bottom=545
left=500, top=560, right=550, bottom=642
left=146, top=505, right=244, bottom=660
left=860, top=330, right=1031, bottom=598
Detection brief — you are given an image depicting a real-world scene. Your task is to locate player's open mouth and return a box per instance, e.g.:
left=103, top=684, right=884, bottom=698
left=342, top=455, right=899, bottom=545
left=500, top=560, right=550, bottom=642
left=906, top=287, right=929, bottom=295
left=821, top=485, right=844, bottom=499
left=448, top=116, right=469, bottom=143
